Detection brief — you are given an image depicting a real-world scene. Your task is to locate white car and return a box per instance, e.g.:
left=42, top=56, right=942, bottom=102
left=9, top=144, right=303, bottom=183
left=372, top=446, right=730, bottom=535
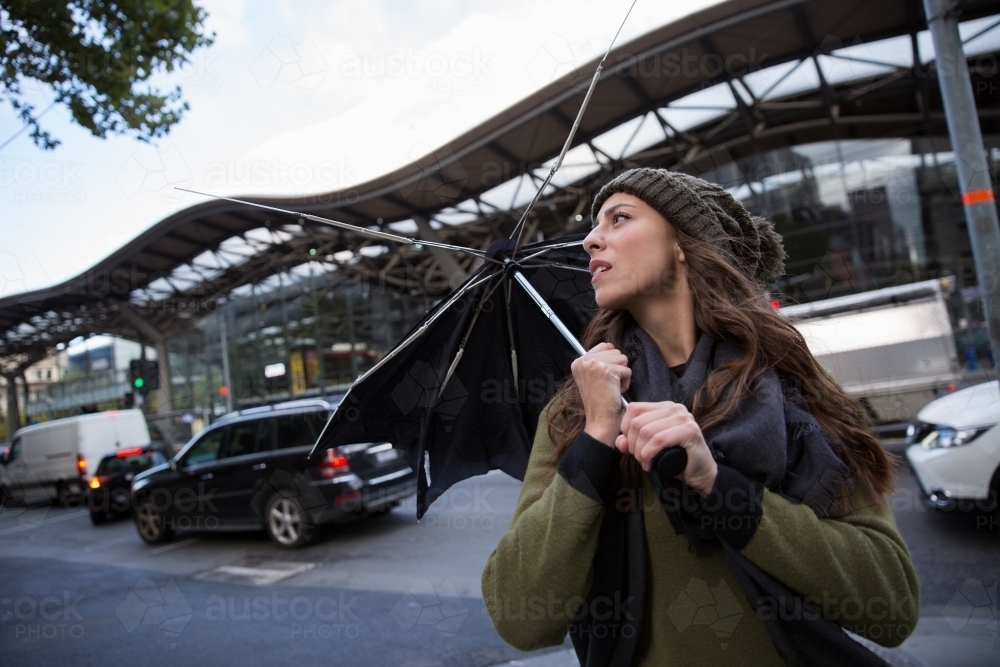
left=906, top=381, right=1000, bottom=524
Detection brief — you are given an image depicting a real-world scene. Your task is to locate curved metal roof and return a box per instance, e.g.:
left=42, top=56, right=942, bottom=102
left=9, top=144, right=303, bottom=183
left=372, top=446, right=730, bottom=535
left=3, top=0, right=1000, bottom=367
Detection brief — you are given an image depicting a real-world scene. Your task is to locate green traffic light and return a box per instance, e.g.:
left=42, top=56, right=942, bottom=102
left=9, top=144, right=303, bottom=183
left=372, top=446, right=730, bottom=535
left=134, top=377, right=144, bottom=389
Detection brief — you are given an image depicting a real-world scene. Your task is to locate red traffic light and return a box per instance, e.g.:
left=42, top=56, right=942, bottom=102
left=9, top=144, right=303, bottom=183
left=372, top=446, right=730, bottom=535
left=218, top=385, right=229, bottom=397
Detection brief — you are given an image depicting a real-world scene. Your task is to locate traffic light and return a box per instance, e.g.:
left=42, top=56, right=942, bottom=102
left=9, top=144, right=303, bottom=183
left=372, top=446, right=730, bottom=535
left=128, top=360, right=160, bottom=394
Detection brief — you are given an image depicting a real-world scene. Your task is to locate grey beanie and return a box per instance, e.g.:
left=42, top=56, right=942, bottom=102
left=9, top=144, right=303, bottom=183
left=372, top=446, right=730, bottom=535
left=591, top=168, right=786, bottom=287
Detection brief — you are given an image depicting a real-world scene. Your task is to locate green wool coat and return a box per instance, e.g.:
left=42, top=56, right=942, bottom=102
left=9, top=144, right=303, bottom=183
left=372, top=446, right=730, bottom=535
left=482, top=408, right=920, bottom=666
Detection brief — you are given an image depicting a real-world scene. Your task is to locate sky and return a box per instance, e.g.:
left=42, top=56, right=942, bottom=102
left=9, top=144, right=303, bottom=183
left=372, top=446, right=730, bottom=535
left=0, top=0, right=723, bottom=297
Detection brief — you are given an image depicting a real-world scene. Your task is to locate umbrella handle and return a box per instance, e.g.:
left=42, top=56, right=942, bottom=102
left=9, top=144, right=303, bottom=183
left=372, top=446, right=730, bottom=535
left=652, top=447, right=688, bottom=481
left=617, top=396, right=688, bottom=479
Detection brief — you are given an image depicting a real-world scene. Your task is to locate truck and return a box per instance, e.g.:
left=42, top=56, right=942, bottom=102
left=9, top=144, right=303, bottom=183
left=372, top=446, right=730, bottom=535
left=779, top=277, right=963, bottom=431
left=0, top=409, right=151, bottom=505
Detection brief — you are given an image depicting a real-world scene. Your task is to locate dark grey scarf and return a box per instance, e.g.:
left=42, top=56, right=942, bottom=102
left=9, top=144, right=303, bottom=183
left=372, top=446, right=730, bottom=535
left=570, top=328, right=892, bottom=667
left=628, top=328, right=852, bottom=521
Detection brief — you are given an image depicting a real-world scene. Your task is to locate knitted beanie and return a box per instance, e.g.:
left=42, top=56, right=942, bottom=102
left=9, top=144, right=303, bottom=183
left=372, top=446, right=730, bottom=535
left=590, top=168, right=786, bottom=288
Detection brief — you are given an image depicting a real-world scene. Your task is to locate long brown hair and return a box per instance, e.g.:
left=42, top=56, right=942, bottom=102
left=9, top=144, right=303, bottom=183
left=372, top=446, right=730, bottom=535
left=548, top=226, right=896, bottom=507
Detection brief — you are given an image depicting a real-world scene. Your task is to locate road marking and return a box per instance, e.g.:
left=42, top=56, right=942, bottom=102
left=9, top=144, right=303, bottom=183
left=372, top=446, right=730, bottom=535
left=149, top=537, right=200, bottom=554
left=0, top=510, right=88, bottom=535
left=194, top=558, right=317, bottom=587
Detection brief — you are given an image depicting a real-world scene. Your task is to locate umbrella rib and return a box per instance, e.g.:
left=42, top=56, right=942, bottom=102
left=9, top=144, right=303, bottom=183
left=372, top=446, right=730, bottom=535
left=437, top=271, right=504, bottom=400
left=519, top=240, right=585, bottom=262
left=175, top=187, right=499, bottom=263
left=508, top=0, right=638, bottom=256
left=309, top=268, right=495, bottom=457
left=518, top=260, right=591, bottom=274
left=504, top=279, right=518, bottom=389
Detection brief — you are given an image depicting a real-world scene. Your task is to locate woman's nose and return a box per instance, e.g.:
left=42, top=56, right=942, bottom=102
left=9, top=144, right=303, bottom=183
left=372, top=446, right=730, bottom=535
left=584, top=225, right=604, bottom=253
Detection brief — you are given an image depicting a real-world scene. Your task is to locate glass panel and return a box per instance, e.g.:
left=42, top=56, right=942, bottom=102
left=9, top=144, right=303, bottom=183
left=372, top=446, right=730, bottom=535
left=97, top=457, right=125, bottom=475
left=225, top=422, right=259, bottom=458
left=184, top=429, right=225, bottom=465
left=275, top=414, right=317, bottom=449
left=698, top=138, right=935, bottom=304
left=256, top=419, right=273, bottom=452
left=97, top=453, right=158, bottom=475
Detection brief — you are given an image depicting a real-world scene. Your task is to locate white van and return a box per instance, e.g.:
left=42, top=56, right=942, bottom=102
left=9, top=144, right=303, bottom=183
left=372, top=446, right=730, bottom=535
left=1, top=410, right=151, bottom=505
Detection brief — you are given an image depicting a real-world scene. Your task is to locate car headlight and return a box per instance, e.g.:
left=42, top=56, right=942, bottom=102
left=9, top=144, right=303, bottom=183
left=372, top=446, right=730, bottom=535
left=921, top=426, right=991, bottom=450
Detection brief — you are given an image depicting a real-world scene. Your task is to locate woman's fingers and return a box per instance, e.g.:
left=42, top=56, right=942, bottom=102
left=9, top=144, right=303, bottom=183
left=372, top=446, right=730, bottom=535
left=573, top=342, right=632, bottom=446
left=620, top=401, right=683, bottom=435
left=624, top=414, right=686, bottom=464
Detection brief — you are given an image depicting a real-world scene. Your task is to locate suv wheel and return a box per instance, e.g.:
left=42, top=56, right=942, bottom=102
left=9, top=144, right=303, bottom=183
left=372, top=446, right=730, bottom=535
left=265, top=494, right=314, bottom=548
left=135, top=499, right=173, bottom=544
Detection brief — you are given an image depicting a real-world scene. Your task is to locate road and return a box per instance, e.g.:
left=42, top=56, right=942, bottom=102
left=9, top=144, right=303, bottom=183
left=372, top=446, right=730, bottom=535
left=0, top=456, right=996, bottom=666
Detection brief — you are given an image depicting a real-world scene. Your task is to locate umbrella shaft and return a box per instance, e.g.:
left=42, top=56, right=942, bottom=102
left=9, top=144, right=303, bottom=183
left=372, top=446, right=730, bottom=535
left=510, top=268, right=629, bottom=412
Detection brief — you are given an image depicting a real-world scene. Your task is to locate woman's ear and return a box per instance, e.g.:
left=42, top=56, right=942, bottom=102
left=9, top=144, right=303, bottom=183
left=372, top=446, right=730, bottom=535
left=675, top=242, right=685, bottom=264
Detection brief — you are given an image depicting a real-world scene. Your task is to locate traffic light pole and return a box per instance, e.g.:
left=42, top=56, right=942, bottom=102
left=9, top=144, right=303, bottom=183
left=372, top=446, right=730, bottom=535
left=220, top=319, right=234, bottom=413
left=134, top=340, right=147, bottom=409
left=924, top=0, right=1000, bottom=366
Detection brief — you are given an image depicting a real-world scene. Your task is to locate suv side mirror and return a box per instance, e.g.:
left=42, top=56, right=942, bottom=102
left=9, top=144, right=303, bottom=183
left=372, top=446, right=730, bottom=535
left=169, top=458, right=179, bottom=472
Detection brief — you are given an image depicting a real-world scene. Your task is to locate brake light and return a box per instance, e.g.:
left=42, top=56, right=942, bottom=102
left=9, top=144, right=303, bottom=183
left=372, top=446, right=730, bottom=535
left=318, top=449, right=351, bottom=479
left=116, top=447, right=144, bottom=458
left=77, top=455, right=88, bottom=476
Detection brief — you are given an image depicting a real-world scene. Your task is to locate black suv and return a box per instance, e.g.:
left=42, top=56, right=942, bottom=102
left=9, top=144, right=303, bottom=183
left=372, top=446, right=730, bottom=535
left=88, top=445, right=168, bottom=524
left=130, top=399, right=416, bottom=547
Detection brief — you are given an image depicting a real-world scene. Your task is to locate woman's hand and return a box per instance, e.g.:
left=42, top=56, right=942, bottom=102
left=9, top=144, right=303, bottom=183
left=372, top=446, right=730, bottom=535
left=615, top=401, right=718, bottom=497
left=571, top=342, right=631, bottom=447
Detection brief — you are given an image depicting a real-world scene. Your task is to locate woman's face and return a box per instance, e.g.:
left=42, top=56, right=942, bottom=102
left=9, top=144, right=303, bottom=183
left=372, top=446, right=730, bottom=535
left=584, top=192, right=686, bottom=312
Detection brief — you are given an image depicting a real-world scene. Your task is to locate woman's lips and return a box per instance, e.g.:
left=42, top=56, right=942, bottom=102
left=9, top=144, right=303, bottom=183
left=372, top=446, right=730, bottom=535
left=591, top=267, right=610, bottom=284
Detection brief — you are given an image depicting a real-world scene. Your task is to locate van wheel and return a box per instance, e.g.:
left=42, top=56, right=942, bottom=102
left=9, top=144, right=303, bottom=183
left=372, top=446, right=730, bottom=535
left=56, top=482, right=83, bottom=508
left=135, top=499, right=173, bottom=544
left=265, top=494, right=315, bottom=548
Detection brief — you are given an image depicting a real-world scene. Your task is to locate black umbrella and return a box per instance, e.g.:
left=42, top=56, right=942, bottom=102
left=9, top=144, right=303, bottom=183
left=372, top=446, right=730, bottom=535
left=310, top=235, right=587, bottom=516
left=306, top=234, right=686, bottom=517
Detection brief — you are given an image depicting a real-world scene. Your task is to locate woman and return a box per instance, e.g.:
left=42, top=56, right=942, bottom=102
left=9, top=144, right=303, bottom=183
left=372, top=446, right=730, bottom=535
left=482, top=168, right=919, bottom=666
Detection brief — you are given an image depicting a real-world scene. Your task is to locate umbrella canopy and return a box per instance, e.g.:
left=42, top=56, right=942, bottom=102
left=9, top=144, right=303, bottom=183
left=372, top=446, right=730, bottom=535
left=312, top=235, right=597, bottom=517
